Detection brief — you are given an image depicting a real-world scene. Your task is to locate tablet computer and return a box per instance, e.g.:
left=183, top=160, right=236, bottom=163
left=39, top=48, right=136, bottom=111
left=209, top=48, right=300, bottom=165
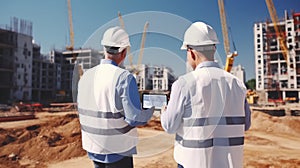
left=142, top=93, right=168, bottom=110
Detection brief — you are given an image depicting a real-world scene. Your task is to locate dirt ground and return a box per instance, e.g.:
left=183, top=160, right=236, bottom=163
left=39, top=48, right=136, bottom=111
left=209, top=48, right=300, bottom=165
left=0, top=109, right=300, bottom=168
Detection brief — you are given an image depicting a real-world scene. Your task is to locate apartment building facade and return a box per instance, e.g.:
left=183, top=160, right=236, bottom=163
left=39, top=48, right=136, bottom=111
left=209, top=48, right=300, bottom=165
left=152, top=66, right=176, bottom=91
left=125, top=64, right=152, bottom=91
left=254, top=11, right=300, bottom=102
left=125, top=64, right=176, bottom=91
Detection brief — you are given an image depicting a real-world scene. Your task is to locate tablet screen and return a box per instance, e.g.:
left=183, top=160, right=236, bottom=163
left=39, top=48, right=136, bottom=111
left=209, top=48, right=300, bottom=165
left=142, top=93, right=167, bottom=109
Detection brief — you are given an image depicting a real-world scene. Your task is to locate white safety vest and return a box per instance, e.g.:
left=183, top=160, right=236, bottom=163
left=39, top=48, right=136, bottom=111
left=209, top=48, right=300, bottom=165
left=77, top=64, right=138, bottom=154
left=174, top=66, right=247, bottom=168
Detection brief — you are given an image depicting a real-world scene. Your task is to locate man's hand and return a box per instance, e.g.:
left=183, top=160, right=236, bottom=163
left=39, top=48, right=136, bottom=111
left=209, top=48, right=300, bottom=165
left=149, top=106, right=155, bottom=112
left=160, top=105, right=167, bottom=114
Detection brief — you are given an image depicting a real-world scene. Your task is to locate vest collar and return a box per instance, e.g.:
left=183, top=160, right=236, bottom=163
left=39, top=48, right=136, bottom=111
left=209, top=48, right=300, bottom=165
left=101, top=59, right=118, bottom=67
left=195, top=61, right=220, bottom=70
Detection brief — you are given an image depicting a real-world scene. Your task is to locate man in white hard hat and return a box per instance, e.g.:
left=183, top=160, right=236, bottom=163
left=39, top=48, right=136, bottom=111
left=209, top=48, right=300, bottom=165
left=161, top=21, right=251, bottom=168
left=77, top=26, right=154, bottom=168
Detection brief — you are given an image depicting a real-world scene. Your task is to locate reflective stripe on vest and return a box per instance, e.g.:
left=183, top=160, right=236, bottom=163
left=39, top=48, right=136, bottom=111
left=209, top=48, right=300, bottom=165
left=78, top=108, right=134, bottom=135
left=183, top=116, right=245, bottom=127
left=177, top=116, right=245, bottom=148
left=176, top=134, right=244, bottom=148
left=81, top=124, right=134, bottom=135
left=78, top=108, right=124, bottom=119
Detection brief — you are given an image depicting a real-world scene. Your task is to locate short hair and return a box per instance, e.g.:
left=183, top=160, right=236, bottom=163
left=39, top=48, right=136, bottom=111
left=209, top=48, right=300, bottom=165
left=104, top=46, right=121, bottom=54
left=188, top=45, right=216, bottom=60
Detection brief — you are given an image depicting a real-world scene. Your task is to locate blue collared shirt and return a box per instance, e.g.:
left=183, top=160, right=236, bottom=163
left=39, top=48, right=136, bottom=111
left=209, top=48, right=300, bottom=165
left=161, top=61, right=251, bottom=134
left=88, top=59, right=152, bottom=163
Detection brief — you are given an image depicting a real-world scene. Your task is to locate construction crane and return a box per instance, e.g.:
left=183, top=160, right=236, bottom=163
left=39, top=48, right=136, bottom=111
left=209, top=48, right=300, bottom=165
left=66, top=0, right=74, bottom=52
left=66, top=0, right=83, bottom=76
left=118, top=12, right=134, bottom=69
left=66, top=0, right=83, bottom=104
left=218, top=0, right=238, bottom=72
left=265, top=0, right=295, bottom=104
left=137, top=22, right=149, bottom=68
left=117, top=12, right=149, bottom=75
left=265, top=0, right=291, bottom=68
left=118, top=12, right=125, bottom=29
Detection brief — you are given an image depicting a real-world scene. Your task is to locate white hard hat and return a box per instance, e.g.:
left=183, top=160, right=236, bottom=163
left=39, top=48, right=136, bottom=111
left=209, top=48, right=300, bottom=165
left=181, top=22, right=219, bottom=50
left=101, top=26, right=131, bottom=49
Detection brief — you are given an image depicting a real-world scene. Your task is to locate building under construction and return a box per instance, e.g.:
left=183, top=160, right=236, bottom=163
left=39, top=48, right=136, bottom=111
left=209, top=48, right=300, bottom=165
left=0, top=18, right=104, bottom=104
left=254, top=11, right=300, bottom=102
left=0, top=18, right=33, bottom=103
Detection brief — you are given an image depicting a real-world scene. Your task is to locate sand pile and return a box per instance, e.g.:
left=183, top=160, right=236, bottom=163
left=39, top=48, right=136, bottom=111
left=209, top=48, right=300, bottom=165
left=0, top=113, right=85, bottom=168
left=250, top=110, right=300, bottom=134
left=244, top=111, right=300, bottom=168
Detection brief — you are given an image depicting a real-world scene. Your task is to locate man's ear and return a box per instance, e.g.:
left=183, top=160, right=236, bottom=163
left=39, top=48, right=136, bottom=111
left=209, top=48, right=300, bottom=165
left=121, top=49, right=127, bottom=58
left=190, top=50, right=196, bottom=61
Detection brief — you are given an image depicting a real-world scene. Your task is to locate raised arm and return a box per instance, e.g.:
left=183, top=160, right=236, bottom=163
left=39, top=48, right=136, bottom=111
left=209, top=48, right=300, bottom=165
left=118, top=73, right=154, bottom=126
left=161, top=81, right=186, bottom=134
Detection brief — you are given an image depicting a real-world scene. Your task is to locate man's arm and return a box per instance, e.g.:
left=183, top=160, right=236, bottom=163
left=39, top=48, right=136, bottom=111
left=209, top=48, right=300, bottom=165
left=161, top=81, right=186, bottom=134
left=244, top=99, right=251, bottom=131
left=118, top=73, right=154, bottom=127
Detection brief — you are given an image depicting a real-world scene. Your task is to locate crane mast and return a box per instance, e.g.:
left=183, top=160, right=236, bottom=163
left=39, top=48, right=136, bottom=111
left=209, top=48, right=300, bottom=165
left=66, top=0, right=83, bottom=80
left=117, top=12, right=149, bottom=75
left=67, top=0, right=74, bottom=51
left=137, top=22, right=149, bottom=67
left=218, top=0, right=238, bottom=72
left=118, top=12, right=134, bottom=69
left=118, top=12, right=125, bottom=29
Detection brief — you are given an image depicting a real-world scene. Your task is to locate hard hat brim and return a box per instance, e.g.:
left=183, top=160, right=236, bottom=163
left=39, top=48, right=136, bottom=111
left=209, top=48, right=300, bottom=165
left=180, top=43, right=187, bottom=50
left=101, top=40, right=131, bottom=48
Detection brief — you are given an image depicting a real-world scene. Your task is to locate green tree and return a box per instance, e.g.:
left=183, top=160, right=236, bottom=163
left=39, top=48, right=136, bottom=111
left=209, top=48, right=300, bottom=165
left=246, top=78, right=256, bottom=90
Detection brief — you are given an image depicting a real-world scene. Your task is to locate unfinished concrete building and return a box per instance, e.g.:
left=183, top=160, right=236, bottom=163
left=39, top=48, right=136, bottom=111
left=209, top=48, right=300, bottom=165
left=0, top=27, right=16, bottom=102
left=62, top=49, right=104, bottom=101
left=32, top=46, right=61, bottom=103
left=1, top=18, right=105, bottom=104
left=32, top=48, right=104, bottom=103
left=0, top=18, right=33, bottom=103
left=48, top=50, right=74, bottom=102
left=254, top=11, right=300, bottom=102
left=62, top=49, right=103, bottom=71
left=15, top=33, right=33, bottom=101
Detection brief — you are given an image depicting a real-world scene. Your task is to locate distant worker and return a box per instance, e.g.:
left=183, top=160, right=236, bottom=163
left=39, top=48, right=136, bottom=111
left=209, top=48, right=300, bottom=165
left=161, top=21, right=251, bottom=168
left=77, top=26, right=154, bottom=168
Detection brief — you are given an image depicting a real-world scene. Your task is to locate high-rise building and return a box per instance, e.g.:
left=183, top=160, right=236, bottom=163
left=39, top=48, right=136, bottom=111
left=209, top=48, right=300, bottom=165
left=254, top=10, right=300, bottom=102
